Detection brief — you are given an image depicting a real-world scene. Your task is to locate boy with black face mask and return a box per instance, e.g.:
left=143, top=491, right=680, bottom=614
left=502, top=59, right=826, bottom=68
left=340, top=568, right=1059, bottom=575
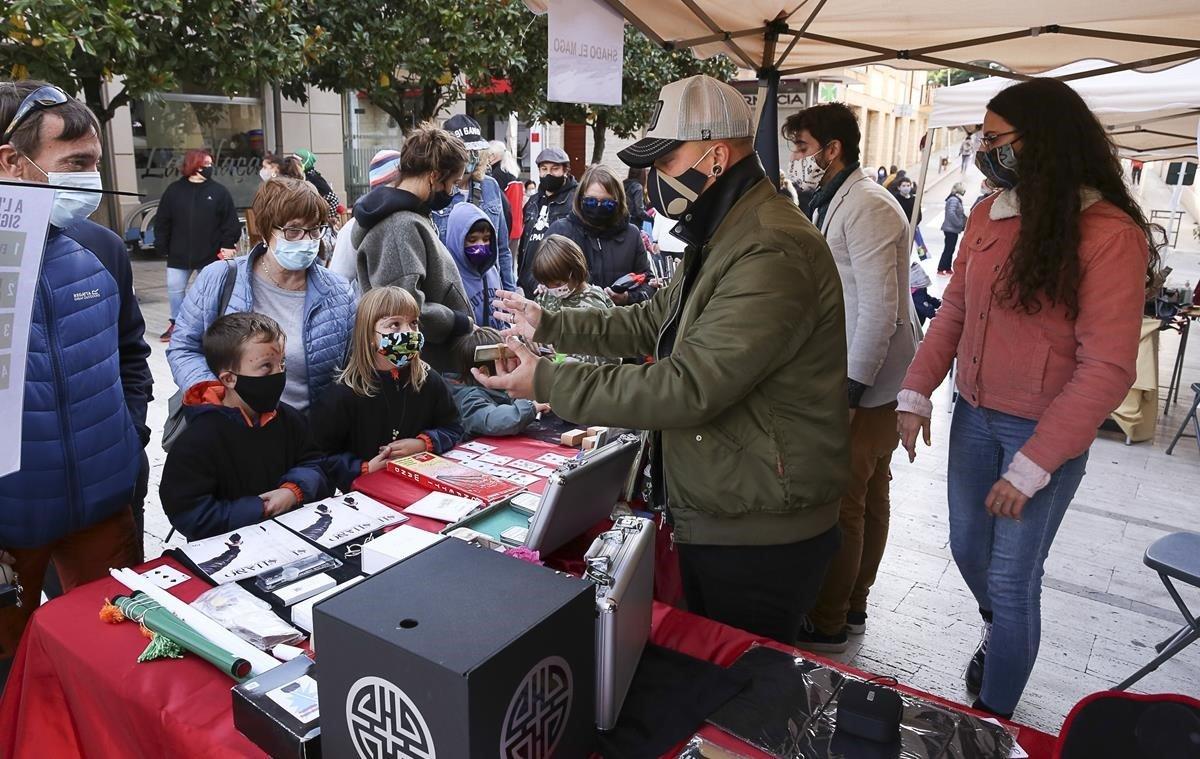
left=160, top=313, right=329, bottom=540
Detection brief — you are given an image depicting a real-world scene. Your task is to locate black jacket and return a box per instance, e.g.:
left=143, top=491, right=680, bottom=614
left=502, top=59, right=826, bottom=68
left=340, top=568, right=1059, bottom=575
left=542, top=212, right=655, bottom=304
left=309, top=369, right=464, bottom=492
left=160, top=384, right=329, bottom=540
left=518, top=176, right=579, bottom=295
left=623, top=178, right=652, bottom=227
left=306, top=169, right=341, bottom=222
left=154, top=177, right=241, bottom=270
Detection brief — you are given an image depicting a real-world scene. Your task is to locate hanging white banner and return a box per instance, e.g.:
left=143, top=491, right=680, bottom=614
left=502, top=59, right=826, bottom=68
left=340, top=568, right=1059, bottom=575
left=547, top=0, right=624, bottom=106
left=0, top=182, right=54, bottom=478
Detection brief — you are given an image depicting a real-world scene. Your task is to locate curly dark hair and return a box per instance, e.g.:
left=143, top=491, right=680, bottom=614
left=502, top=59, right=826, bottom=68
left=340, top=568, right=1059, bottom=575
left=986, top=78, right=1161, bottom=317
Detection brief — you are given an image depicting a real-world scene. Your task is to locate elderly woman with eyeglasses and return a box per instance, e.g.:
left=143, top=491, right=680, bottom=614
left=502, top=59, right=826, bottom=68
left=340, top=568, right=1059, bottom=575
left=168, top=177, right=356, bottom=412
left=543, top=163, right=655, bottom=305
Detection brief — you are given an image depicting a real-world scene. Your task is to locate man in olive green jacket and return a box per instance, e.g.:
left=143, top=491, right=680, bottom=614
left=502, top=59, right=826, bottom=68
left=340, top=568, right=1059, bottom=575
left=475, top=75, right=849, bottom=643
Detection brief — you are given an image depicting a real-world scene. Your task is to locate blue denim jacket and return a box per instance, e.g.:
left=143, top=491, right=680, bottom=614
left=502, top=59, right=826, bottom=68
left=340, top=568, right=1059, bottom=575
left=430, top=174, right=515, bottom=290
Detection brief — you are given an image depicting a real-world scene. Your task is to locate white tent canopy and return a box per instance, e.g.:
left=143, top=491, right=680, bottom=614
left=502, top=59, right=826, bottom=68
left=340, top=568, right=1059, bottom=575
left=931, top=60, right=1200, bottom=161
left=524, top=1, right=1200, bottom=79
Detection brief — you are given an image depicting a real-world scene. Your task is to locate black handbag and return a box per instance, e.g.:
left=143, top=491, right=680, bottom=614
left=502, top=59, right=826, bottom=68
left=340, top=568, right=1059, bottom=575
left=160, top=264, right=238, bottom=451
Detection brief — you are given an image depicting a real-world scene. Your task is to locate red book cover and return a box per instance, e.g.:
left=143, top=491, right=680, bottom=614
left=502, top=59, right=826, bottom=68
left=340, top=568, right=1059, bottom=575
left=387, top=452, right=521, bottom=504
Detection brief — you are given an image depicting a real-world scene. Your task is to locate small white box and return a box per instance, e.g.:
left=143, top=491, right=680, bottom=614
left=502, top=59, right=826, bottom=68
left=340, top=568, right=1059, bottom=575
left=361, top=526, right=445, bottom=575
left=272, top=572, right=336, bottom=607
left=292, top=575, right=367, bottom=634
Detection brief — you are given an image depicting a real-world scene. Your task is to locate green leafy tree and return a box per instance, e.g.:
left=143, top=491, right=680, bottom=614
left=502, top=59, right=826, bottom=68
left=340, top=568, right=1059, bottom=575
left=295, top=0, right=535, bottom=129
left=512, top=20, right=737, bottom=163
left=0, top=0, right=308, bottom=224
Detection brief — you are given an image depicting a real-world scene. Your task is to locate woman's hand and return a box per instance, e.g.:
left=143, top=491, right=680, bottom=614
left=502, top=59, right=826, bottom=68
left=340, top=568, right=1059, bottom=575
left=534, top=401, right=552, bottom=415
left=985, top=479, right=1029, bottom=520
left=492, top=290, right=542, bottom=341
left=259, top=488, right=297, bottom=517
left=897, top=411, right=932, bottom=462
left=605, top=287, right=632, bottom=306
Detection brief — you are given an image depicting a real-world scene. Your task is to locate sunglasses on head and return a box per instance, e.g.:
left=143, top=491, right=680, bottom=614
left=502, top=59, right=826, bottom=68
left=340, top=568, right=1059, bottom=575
left=2, top=85, right=70, bottom=145
left=581, top=197, right=618, bottom=213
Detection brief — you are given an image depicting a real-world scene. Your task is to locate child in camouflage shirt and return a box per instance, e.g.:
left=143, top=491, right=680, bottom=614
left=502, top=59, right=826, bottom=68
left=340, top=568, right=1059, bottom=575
left=532, top=235, right=617, bottom=365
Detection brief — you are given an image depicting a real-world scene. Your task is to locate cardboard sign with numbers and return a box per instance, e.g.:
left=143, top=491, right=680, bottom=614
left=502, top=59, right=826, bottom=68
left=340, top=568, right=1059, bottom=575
left=0, top=183, right=53, bottom=478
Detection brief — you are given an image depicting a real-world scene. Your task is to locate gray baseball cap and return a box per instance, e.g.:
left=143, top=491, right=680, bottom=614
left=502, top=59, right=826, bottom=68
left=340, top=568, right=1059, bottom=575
left=619, top=75, right=753, bottom=168
left=535, top=147, right=571, bottom=165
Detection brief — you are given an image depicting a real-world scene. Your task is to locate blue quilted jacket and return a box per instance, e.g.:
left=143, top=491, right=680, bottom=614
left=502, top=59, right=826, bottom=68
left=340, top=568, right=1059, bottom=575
left=167, top=245, right=356, bottom=407
left=0, top=222, right=152, bottom=549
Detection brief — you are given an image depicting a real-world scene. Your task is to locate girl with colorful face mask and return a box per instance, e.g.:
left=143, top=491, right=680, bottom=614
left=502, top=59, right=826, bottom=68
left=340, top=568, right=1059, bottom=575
left=308, top=286, right=463, bottom=490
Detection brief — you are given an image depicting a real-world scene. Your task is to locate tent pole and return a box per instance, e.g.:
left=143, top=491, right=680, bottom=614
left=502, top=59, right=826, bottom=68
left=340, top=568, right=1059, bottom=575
left=754, top=68, right=782, bottom=181
left=908, top=128, right=935, bottom=252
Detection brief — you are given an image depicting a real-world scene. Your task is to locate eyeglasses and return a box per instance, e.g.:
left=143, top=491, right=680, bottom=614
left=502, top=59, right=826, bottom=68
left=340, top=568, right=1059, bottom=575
left=581, top=197, right=618, bottom=213
left=275, top=224, right=329, bottom=242
left=2, top=85, right=70, bottom=145
left=978, top=130, right=1020, bottom=150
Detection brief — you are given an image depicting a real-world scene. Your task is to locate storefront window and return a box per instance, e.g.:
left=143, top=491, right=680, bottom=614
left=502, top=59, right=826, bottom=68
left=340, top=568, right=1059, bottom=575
left=132, top=94, right=265, bottom=208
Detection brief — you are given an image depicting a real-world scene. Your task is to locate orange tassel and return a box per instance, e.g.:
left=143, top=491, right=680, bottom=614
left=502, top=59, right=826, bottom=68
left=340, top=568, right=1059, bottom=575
left=99, top=599, right=126, bottom=624
left=139, top=624, right=153, bottom=639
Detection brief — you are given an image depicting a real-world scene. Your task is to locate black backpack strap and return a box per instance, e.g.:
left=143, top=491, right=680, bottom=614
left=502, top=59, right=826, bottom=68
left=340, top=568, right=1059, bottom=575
left=216, top=262, right=238, bottom=317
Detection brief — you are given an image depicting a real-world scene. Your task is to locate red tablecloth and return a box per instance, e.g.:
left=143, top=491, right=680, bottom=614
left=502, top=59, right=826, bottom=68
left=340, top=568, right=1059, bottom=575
left=0, top=436, right=1058, bottom=758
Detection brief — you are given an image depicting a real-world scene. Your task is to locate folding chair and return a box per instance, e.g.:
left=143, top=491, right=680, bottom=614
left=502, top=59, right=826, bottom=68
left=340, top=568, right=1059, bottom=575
left=1165, top=382, right=1200, bottom=456
left=1115, top=531, right=1200, bottom=691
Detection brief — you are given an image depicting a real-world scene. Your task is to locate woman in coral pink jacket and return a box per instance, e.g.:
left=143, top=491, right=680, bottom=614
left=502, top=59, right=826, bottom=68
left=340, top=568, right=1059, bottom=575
left=897, top=79, right=1158, bottom=718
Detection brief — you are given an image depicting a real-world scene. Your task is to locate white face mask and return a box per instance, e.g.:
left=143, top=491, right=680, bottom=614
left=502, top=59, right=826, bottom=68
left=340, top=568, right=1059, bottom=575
left=798, top=148, right=828, bottom=191
left=899, top=185, right=913, bottom=197
left=259, top=167, right=274, bottom=182
left=548, top=284, right=574, bottom=298
left=21, top=153, right=104, bottom=228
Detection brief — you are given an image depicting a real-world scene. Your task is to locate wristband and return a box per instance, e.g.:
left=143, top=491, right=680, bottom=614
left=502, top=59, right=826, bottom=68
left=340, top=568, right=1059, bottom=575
left=417, top=433, right=434, bottom=453
left=281, top=482, right=305, bottom=506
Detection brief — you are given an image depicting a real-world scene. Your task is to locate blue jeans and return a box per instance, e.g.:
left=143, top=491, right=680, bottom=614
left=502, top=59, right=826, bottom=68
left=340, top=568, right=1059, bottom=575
left=947, top=401, right=1087, bottom=714
left=167, top=267, right=194, bottom=321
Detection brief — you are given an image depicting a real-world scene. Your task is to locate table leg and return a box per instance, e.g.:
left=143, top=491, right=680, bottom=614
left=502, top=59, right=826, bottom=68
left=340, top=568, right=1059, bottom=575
left=1166, top=318, right=1189, bottom=413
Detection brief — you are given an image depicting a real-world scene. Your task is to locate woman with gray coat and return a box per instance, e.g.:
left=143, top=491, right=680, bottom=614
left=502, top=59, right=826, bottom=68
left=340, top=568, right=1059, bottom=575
left=352, top=124, right=474, bottom=372
left=938, top=182, right=968, bottom=274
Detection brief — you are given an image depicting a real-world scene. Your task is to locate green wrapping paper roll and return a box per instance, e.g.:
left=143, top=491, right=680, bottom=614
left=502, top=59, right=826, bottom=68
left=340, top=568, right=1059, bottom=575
left=113, top=592, right=252, bottom=681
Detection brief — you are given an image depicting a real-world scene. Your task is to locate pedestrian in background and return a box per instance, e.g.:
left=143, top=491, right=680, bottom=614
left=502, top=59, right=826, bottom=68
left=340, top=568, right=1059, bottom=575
left=293, top=148, right=342, bottom=226
left=259, top=153, right=304, bottom=181
left=898, top=78, right=1159, bottom=719
left=624, top=167, right=653, bottom=230
left=517, top=147, right=577, bottom=295
left=154, top=148, right=241, bottom=342
left=431, top=115, right=516, bottom=291
left=960, top=134, right=975, bottom=173
left=544, top=163, right=655, bottom=306
left=939, top=181, right=968, bottom=274
left=488, top=140, right=525, bottom=251
left=330, top=148, right=401, bottom=283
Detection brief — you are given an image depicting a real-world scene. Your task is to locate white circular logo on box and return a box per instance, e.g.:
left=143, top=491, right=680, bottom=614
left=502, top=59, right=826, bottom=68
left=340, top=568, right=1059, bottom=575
left=500, top=655, right=573, bottom=759
left=345, top=676, right=436, bottom=759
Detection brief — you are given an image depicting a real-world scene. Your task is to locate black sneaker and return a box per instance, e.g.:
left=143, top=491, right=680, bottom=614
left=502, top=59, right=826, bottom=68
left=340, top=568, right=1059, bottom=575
left=795, top=616, right=849, bottom=653
left=846, top=611, right=867, bottom=636
left=965, top=619, right=992, bottom=695
left=158, top=320, right=175, bottom=343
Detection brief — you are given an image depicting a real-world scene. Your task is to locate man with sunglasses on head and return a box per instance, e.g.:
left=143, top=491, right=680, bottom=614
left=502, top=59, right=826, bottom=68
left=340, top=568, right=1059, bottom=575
left=0, top=81, right=152, bottom=668
left=475, top=75, right=850, bottom=645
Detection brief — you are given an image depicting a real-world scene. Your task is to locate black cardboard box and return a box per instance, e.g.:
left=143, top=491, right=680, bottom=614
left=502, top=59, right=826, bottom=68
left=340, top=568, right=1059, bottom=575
left=315, top=538, right=596, bottom=758
left=232, top=655, right=322, bottom=759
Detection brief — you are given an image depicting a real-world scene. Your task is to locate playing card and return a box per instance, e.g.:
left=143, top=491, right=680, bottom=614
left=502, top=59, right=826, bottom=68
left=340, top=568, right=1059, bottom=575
left=461, top=441, right=497, bottom=453
left=142, top=565, right=190, bottom=589
left=490, top=466, right=521, bottom=479
left=505, top=473, right=539, bottom=487
left=509, top=459, right=542, bottom=473
left=444, top=449, right=479, bottom=462
left=537, top=453, right=574, bottom=466
left=477, top=453, right=513, bottom=465
left=534, top=468, right=555, bottom=478
left=461, top=459, right=492, bottom=472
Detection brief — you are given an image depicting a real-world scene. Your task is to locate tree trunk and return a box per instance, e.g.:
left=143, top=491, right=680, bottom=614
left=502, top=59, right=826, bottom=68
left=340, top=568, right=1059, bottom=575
left=420, top=84, right=440, bottom=123
left=79, top=76, right=122, bottom=232
left=590, top=112, right=608, bottom=164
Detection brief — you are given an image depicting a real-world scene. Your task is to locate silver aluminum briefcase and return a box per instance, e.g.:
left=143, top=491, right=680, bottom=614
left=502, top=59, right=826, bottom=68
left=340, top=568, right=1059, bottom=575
left=584, top=514, right=655, bottom=731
